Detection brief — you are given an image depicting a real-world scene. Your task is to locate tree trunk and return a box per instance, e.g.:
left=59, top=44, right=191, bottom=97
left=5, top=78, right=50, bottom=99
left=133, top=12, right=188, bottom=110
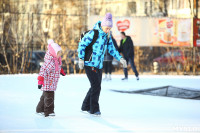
left=2, top=44, right=11, bottom=73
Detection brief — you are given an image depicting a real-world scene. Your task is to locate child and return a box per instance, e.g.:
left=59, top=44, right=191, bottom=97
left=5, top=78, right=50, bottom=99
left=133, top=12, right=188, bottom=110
left=36, top=39, right=66, bottom=117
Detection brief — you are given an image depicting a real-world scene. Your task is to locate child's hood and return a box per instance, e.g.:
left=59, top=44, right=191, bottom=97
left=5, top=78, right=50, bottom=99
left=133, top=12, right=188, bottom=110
left=47, top=39, right=62, bottom=58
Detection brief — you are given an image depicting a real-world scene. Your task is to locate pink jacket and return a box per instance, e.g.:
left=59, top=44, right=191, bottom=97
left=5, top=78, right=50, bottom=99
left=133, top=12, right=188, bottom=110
left=38, top=41, right=63, bottom=91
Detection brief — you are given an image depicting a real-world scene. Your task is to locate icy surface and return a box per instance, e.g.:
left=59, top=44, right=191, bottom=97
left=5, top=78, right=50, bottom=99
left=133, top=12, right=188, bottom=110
left=0, top=74, right=200, bottom=133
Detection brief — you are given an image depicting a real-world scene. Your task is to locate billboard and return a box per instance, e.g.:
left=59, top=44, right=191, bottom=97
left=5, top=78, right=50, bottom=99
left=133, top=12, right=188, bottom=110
left=193, top=18, right=200, bottom=47
left=158, top=18, right=192, bottom=47
left=89, top=16, right=193, bottom=47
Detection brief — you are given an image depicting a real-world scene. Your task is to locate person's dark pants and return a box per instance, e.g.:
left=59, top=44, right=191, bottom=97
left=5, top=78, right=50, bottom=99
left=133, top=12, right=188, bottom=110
left=123, top=56, right=139, bottom=78
left=104, top=61, right=112, bottom=74
left=81, top=66, right=102, bottom=114
left=36, top=91, right=55, bottom=116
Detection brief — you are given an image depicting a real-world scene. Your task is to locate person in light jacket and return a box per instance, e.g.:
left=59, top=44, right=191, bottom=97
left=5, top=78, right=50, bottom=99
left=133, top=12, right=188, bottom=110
left=77, top=13, right=127, bottom=116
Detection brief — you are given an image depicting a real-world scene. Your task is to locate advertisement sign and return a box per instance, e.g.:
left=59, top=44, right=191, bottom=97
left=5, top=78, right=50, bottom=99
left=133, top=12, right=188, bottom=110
left=158, top=18, right=192, bottom=46
left=158, top=19, right=174, bottom=45
left=193, top=18, right=200, bottom=47
left=89, top=16, right=192, bottom=47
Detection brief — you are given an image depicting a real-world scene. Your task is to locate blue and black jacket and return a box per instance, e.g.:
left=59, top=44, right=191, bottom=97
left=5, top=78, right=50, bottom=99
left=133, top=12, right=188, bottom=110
left=78, top=21, right=122, bottom=69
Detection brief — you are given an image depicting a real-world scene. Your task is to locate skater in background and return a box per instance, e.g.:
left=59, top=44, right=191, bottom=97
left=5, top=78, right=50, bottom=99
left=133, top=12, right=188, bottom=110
left=36, top=39, right=66, bottom=117
left=103, top=34, right=119, bottom=81
left=119, top=32, right=139, bottom=80
left=78, top=13, right=127, bottom=116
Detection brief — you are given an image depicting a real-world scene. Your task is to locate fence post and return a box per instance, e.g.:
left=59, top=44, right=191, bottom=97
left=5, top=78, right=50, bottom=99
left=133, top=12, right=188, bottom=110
left=153, top=62, right=159, bottom=74
left=193, top=47, right=196, bottom=75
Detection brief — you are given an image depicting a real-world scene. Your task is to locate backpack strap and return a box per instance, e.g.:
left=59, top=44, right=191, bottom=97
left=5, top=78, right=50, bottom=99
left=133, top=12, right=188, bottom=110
left=87, top=29, right=99, bottom=50
left=80, top=30, right=90, bottom=42
left=83, top=29, right=99, bottom=61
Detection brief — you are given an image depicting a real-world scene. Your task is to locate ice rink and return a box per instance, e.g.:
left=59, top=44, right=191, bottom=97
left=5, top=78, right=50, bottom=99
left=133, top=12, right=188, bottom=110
left=0, top=74, right=200, bottom=133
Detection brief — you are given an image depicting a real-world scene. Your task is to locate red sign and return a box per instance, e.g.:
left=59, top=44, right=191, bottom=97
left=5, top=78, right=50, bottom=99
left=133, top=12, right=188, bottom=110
left=166, top=21, right=173, bottom=28
left=116, top=20, right=130, bottom=32
left=193, top=18, right=200, bottom=47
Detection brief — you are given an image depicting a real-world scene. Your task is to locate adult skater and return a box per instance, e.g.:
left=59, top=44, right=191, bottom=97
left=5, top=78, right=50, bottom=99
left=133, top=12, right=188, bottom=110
left=78, top=13, right=127, bottom=116
left=103, top=34, right=119, bottom=81
left=119, top=32, right=139, bottom=80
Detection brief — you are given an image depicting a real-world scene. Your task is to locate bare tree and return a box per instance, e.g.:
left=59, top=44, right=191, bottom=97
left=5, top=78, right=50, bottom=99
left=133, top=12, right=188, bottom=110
left=0, top=13, right=11, bottom=74
left=0, top=13, right=31, bottom=74
left=163, top=0, right=169, bottom=17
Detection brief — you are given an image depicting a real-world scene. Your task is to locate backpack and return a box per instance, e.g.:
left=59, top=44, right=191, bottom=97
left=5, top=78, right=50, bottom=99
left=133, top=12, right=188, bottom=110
left=80, top=29, right=99, bottom=61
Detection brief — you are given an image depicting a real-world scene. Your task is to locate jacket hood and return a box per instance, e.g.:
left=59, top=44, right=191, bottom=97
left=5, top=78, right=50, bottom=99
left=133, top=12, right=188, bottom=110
left=93, top=21, right=107, bottom=36
left=47, top=39, right=62, bottom=58
left=46, top=42, right=62, bottom=71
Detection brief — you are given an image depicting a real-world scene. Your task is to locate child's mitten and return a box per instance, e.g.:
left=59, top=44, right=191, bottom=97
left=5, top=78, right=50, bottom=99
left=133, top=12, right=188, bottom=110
left=37, top=76, right=44, bottom=89
left=60, top=68, right=66, bottom=76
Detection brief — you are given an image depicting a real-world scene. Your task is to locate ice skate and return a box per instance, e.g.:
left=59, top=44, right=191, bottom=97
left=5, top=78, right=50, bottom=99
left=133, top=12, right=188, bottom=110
left=107, top=74, right=112, bottom=81
left=36, top=112, right=44, bottom=116
left=103, top=77, right=107, bottom=81
left=103, top=74, right=107, bottom=81
left=81, top=110, right=91, bottom=114
left=45, top=113, right=55, bottom=118
left=121, top=77, right=128, bottom=81
left=91, top=111, right=101, bottom=117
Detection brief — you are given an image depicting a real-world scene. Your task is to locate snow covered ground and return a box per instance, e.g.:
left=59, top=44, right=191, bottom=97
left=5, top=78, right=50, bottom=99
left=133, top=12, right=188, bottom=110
left=0, top=74, right=200, bottom=133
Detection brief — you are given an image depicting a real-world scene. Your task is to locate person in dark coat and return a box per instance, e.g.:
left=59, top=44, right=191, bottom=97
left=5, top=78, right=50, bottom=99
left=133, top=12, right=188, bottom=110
left=103, top=34, right=119, bottom=81
left=119, top=32, right=139, bottom=80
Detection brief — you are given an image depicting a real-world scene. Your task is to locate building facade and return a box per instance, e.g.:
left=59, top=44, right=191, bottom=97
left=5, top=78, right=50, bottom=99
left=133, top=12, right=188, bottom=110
left=89, top=0, right=196, bottom=18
